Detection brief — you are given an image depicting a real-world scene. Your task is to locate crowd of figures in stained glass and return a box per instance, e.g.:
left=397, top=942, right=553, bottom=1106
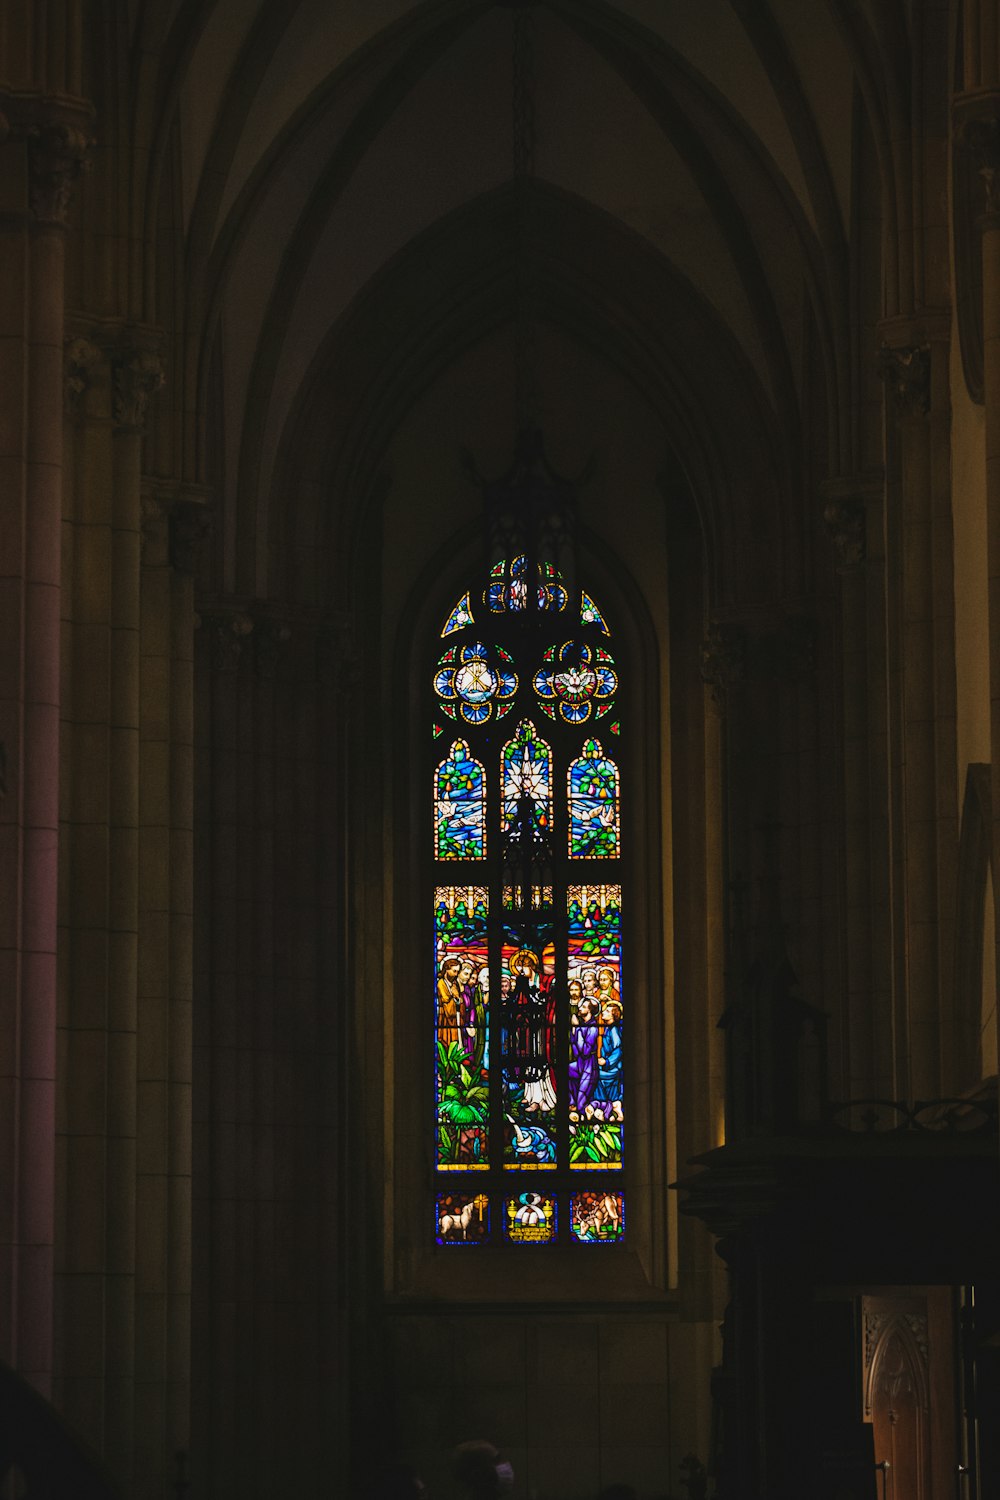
left=431, top=558, right=626, bottom=1243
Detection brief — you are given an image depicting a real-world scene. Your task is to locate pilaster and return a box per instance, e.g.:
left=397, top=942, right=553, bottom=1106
left=0, top=91, right=90, bottom=1401
left=955, top=90, right=1000, bottom=1140
left=191, top=602, right=353, bottom=1499
left=878, top=328, right=958, bottom=1099
left=56, top=321, right=164, bottom=1482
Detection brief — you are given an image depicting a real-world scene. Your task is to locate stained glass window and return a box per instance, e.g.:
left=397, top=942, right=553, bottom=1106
left=431, top=563, right=625, bottom=1243
left=436, top=741, right=486, bottom=859
left=568, top=742, right=620, bottom=858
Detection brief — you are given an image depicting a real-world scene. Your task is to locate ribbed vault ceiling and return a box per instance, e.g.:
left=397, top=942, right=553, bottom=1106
left=124, top=0, right=902, bottom=592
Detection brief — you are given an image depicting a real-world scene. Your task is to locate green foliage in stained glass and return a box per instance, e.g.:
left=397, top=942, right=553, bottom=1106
left=435, top=741, right=485, bottom=859
left=568, top=740, right=620, bottom=858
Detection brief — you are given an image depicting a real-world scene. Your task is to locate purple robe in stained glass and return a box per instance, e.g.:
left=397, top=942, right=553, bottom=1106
left=568, top=1019, right=599, bottom=1114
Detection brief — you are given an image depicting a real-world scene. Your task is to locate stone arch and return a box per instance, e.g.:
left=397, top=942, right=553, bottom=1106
left=261, top=181, right=800, bottom=618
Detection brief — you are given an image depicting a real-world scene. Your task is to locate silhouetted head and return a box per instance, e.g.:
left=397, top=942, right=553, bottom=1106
left=452, top=1440, right=514, bottom=1498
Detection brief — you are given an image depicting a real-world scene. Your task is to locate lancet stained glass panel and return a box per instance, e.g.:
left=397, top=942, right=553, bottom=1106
left=435, top=740, right=486, bottom=860
left=568, top=740, right=620, bottom=858
left=435, top=886, right=490, bottom=1171
left=567, top=885, right=623, bottom=1170
left=430, top=564, right=626, bottom=1242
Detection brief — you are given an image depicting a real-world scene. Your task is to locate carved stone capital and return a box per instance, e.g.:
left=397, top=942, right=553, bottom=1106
left=822, top=490, right=867, bottom=571
left=254, top=620, right=293, bottom=679
left=758, top=615, right=818, bottom=681
left=63, top=335, right=100, bottom=417
left=877, top=343, right=930, bottom=417
left=140, top=491, right=167, bottom=560
left=317, top=613, right=361, bottom=692
left=169, top=499, right=213, bottom=574
left=700, top=621, right=747, bottom=712
left=955, top=92, right=1000, bottom=221
left=26, top=120, right=92, bottom=224
left=198, top=612, right=254, bottom=673
left=112, top=344, right=165, bottom=432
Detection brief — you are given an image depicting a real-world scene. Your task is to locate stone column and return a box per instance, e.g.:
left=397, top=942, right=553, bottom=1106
left=701, top=614, right=827, bottom=1133
left=0, top=101, right=89, bottom=1398
left=191, top=606, right=353, bottom=1500
left=822, top=482, right=895, bottom=1099
left=878, top=336, right=958, bottom=1099
left=955, top=94, right=1000, bottom=1135
left=56, top=325, right=162, bottom=1477
left=133, top=488, right=208, bottom=1500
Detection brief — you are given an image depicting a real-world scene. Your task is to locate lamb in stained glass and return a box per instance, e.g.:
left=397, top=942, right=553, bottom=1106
left=533, top=640, right=617, bottom=724
left=434, top=641, right=517, bottom=724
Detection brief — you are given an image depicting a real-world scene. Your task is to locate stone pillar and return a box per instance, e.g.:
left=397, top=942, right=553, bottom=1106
left=955, top=94, right=1000, bottom=1138
left=56, top=325, right=163, bottom=1476
left=701, top=614, right=827, bottom=1134
left=822, top=481, right=896, bottom=1099
left=0, top=100, right=89, bottom=1398
left=191, top=606, right=352, bottom=1500
left=133, top=488, right=208, bottom=1500
left=878, top=335, right=958, bottom=1099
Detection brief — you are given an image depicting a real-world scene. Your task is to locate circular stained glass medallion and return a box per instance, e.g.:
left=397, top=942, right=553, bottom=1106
left=435, top=641, right=517, bottom=724
left=533, top=641, right=617, bottom=724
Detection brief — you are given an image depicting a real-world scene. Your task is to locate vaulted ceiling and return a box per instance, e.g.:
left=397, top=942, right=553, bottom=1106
left=102, top=0, right=930, bottom=599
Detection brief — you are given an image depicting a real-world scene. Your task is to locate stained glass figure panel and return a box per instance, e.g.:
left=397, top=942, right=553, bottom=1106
left=435, top=740, right=486, bottom=860
left=501, top=721, right=552, bottom=839
left=503, top=1191, right=557, bottom=1243
left=570, top=1190, right=625, bottom=1243
left=569, top=740, right=620, bottom=858
left=487, top=555, right=568, bottom=614
left=436, top=1191, right=490, bottom=1244
left=568, top=885, right=623, bottom=1170
left=500, top=925, right=557, bottom=1169
left=435, top=886, right=490, bottom=1171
